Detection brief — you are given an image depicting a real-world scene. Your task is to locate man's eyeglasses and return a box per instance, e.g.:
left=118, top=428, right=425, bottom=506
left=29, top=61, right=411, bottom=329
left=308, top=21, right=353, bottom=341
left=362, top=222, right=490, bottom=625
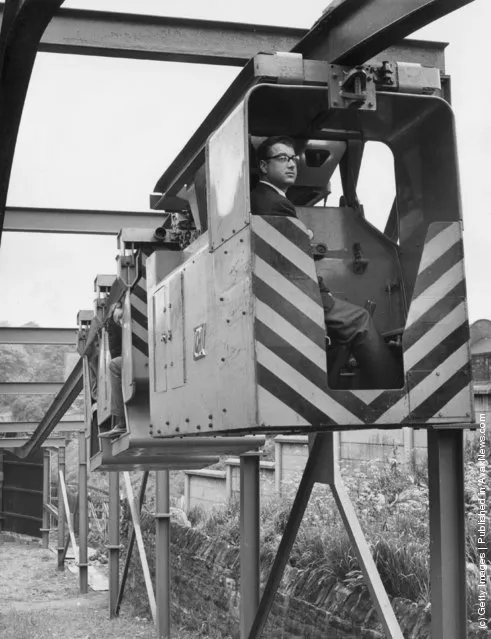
left=265, top=153, right=300, bottom=165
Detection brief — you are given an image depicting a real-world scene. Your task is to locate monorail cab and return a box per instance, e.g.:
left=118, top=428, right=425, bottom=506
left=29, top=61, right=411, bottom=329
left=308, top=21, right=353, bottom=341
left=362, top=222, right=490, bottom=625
left=148, top=70, right=472, bottom=435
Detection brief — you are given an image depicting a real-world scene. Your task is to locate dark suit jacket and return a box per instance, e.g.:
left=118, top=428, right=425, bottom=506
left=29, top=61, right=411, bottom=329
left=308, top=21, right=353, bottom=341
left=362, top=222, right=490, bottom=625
left=250, top=181, right=297, bottom=217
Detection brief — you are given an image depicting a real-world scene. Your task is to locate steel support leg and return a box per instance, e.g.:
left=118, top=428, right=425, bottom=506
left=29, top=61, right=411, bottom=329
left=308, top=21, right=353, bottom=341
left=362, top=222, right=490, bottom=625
left=240, top=454, right=260, bottom=639
left=41, top=449, right=50, bottom=549
left=108, top=471, right=120, bottom=618
left=117, top=471, right=149, bottom=616
left=156, top=470, right=171, bottom=639
left=57, top=446, right=66, bottom=570
left=78, top=433, right=88, bottom=594
left=248, top=445, right=319, bottom=639
left=428, top=429, right=467, bottom=639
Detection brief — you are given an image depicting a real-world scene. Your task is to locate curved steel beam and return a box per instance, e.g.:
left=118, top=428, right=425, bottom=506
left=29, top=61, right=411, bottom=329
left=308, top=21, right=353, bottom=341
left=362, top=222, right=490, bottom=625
left=0, top=0, right=63, bottom=246
left=293, top=0, right=474, bottom=64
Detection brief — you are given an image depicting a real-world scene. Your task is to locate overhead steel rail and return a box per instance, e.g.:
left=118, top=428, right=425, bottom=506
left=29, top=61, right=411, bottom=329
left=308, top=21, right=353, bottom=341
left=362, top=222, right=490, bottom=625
left=151, top=0, right=471, bottom=202
left=0, top=0, right=467, bottom=242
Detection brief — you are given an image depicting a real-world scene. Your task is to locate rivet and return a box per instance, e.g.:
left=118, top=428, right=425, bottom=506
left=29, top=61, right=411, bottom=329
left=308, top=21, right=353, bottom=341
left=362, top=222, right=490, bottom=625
left=197, top=425, right=201, bottom=430
left=157, top=430, right=162, bottom=434
left=242, top=311, right=246, bottom=316
left=166, top=421, right=170, bottom=425
left=175, top=427, right=180, bottom=432
left=240, top=239, right=244, bottom=243
left=333, top=100, right=338, bottom=106
left=220, top=297, right=224, bottom=301
left=226, top=319, right=230, bottom=324
left=222, top=408, right=227, bottom=413
left=185, top=418, right=190, bottom=423
left=208, top=423, right=213, bottom=428
left=368, top=102, right=373, bottom=108
left=208, top=414, right=213, bottom=419
left=224, top=251, right=228, bottom=255
left=221, top=357, right=225, bottom=362
left=232, top=229, right=235, bottom=233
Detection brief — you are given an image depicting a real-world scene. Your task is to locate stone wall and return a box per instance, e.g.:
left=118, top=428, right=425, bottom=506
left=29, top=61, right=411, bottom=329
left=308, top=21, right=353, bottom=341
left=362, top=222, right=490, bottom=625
left=126, top=520, right=483, bottom=638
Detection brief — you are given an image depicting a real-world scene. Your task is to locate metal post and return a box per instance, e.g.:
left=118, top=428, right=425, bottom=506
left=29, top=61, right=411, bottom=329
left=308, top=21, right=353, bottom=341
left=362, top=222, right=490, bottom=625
left=156, top=470, right=171, bottom=639
left=57, top=446, right=66, bottom=570
left=428, top=429, right=467, bottom=639
left=78, top=432, right=88, bottom=594
left=116, top=471, right=149, bottom=616
left=240, top=453, right=260, bottom=639
left=274, top=439, right=282, bottom=495
left=108, top=471, right=120, bottom=618
left=248, top=440, right=324, bottom=639
left=41, top=449, right=50, bottom=549
left=184, top=473, right=190, bottom=513
left=0, top=451, right=4, bottom=532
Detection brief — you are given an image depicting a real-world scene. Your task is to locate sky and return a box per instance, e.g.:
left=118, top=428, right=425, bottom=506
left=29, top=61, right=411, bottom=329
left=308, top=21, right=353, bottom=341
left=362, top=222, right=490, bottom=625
left=0, top=0, right=489, bottom=327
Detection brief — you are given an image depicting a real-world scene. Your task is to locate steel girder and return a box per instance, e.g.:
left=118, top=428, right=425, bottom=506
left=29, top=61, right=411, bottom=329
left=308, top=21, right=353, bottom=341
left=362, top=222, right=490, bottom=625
left=0, top=0, right=63, bottom=246
left=151, top=0, right=472, bottom=199
left=12, top=356, right=83, bottom=458
left=0, top=4, right=449, bottom=69
left=0, top=326, right=76, bottom=344
left=0, top=421, right=83, bottom=434
left=293, top=0, right=474, bottom=64
left=3, top=206, right=166, bottom=235
left=0, top=4, right=304, bottom=65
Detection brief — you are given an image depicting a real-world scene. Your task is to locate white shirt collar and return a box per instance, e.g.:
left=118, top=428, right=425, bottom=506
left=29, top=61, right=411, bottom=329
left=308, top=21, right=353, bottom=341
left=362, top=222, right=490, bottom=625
left=259, top=180, right=287, bottom=198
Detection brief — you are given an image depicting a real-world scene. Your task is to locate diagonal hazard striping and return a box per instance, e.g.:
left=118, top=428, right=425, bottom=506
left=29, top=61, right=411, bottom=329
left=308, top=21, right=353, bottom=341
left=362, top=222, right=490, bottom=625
left=253, top=216, right=471, bottom=427
left=130, top=252, right=149, bottom=358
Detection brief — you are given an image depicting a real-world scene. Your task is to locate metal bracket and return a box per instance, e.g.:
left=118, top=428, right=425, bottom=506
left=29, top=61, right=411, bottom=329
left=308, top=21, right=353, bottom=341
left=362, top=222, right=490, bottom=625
left=328, top=64, right=376, bottom=111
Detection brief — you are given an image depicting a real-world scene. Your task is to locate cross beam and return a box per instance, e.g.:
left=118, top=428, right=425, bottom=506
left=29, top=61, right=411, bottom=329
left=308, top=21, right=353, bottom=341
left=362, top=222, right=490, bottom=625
left=3, top=206, right=165, bottom=235
left=0, top=327, right=76, bottom=344
left=0, top=4, right=447, bottom=69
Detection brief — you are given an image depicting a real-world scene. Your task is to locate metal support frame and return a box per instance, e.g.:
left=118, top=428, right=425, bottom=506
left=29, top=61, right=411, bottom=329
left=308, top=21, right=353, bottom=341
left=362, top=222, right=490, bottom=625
left=108, top=471, right=120, bottom=619
left=78, top=432, right=88, bottom=594
left=428, top=429, right=467, bottom=639
left=41, top=449, right=50, bottom=549
left=116, top=471, right=150, bottom=616
left=59, top=468, right=79, bottom=562
left=0, top=450, right=3, bottom=532
left=240, top=454, right=261, bottom=639
left=248, top=434, right=405, bottom=639
left=57, top=446, right=65, bottom=570
left=155, top=470, right=171, bottom=639
left=122, top=471, right=157, bottom=624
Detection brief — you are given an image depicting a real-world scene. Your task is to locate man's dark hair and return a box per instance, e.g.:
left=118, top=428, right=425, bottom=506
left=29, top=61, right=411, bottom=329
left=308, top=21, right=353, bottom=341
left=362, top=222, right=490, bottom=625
left=256, top=136, right=296, bottom=164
